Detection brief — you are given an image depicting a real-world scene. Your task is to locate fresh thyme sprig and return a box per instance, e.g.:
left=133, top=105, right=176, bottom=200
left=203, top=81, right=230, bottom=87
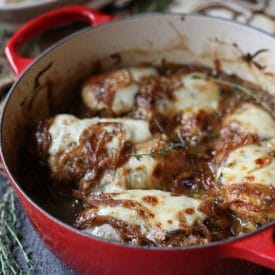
left=128, top=140, right=188, bottom=161
left=217, top=172, right=223, bottom=185
left=0, top=187, right=33, bottom=275
left=191, top=74, right=272, bottom=113
left=215, top=78, right=272, bottom=113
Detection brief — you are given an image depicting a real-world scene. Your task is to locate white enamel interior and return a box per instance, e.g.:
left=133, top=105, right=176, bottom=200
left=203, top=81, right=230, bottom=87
left=2, top=14, right=275, bottom=176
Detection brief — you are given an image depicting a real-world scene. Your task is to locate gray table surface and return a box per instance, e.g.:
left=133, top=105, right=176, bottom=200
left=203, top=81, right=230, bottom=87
left=0, top=175, right=76, bottom=275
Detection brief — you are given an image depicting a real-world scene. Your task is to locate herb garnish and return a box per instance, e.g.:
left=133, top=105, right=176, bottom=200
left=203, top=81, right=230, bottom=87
left=262, top=199, right=272, bottom=209
left=218, top=172, right=223, bottom=185
left=153, top=118, right=166, bottom=134
left=191, top=75, right=202, bottom=79
left=129, top=140, right=188, bottom=161
left=208, top=131, right=220, bottom=140
left=192, top=74, right=272, bottom=113
left=0, top=187, right=33, bottom=275
left=215, top=79, right=272, bottom=113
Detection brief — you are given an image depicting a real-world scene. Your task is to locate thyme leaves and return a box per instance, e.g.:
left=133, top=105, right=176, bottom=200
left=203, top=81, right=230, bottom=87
left=128, top=140, right=188, bottom=161
left=218, top=172, right=223, bottom=185
left=191, top=75, right=202, bottom=80
left=0, top=187, right=33, bottom=275
left=192, top=74, right=272, bottom=113
left=215, top=79, right=272, bottom=113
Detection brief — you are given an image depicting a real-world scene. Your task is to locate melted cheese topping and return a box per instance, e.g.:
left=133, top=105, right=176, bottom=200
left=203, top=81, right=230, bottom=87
left=156, top=73, right=220, bottom=115
left=95, top=154, right=159, bottom=193
left=48, top=114, right=98, bottom=156
left=217, top=144, right=275, bottom=187
left=101, top=118, right=152, bottom=144
left=82, top=67, right=158, bottom=115
left=116, top=190, right=205, bottom=226
left=48, top=115, right=152, bottom=156
left=90, top=190, right=205, bottom=242
left=112, top=84, right=139, bottom=115
left=122, top=155, right=158, bottom=189
left=223, top=103, right=275, bottom=139
left=111, top=67, right=158, bottom=114
left=129, top=67, right=158, bottom=82
left=82, top=85, right=108, bottom=112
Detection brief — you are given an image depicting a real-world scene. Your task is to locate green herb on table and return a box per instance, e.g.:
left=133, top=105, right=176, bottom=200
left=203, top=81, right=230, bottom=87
left=0, top=187, right=33, bottom=275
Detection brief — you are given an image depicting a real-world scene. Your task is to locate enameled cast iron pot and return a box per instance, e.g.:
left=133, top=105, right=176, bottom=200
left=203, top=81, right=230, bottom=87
left=1, top=6, right=275, bottom=274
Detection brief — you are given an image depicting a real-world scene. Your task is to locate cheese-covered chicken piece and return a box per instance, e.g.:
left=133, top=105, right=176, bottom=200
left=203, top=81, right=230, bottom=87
left=216, top=143, right=275, bottom=223
left=223, top=103, right=275, bottom=140
left=82, top=67, right=158, bottom=115
left=214, top=103, right=275, bottom=224
left=34, top=115, right=191, bottom=194
left=75, top=190, right=210, bottom=246
left=156, top=73, right=221, bottom=116
left=94, top=135, right=191, bottom=193
left=47, top=115, right=151, bottom=158
left=34, top=114, right=152, bottom=191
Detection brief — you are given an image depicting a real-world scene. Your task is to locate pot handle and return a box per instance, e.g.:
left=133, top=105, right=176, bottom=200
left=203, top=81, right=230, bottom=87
left=5, top=5, right=114, bottom=76
left=223, top=225, right=275, bottom=270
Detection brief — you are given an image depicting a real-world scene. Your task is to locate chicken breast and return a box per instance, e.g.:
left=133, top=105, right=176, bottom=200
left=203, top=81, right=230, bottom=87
left=214, top=103, right=275, bottom=224
left=82, top=67, right=158, bottom=115
left=76, top=190, right=210, bottom=246
left=34, top=115, right=191, bottom=195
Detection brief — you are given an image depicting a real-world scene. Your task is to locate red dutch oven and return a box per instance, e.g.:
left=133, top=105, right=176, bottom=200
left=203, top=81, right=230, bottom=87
left=1, top=6, right=275, bottom=274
